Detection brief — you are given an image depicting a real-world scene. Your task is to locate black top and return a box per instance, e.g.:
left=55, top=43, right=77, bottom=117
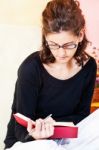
left=4, top=51, right=97, bottom=149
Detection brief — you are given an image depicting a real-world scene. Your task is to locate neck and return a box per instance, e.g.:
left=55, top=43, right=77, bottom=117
left=54, top=59, right=74, bottom=70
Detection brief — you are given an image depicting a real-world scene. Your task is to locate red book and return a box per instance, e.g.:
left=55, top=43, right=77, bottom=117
left=13, top=113, right=78, bottom=138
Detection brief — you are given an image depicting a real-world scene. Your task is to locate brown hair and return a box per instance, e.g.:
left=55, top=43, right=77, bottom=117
left=40, top=0, right=89, bottom=65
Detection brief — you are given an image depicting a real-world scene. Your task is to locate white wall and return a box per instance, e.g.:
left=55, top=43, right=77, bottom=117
left=0, top=0, right=50, bottom=26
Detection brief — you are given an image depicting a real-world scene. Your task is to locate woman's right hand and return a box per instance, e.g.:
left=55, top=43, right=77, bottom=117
left=27, top=118, right=54, bottom=140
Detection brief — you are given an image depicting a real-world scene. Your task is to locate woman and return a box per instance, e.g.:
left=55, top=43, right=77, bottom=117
left=4, top=0, right=97, bottom=149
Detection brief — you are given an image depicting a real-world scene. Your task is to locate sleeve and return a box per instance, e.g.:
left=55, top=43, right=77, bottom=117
left=4, top=112, right=17, bottom=149
left=56, top=60, right=97, bottom=124
left=14, top=60, right=41, bottom=142
left=4, top=83, right=18, bottom=149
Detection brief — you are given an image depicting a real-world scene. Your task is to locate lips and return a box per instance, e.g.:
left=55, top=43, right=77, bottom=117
left=58, top=56, right=68, bottom=59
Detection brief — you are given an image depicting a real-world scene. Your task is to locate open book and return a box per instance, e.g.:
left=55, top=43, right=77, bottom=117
left=13, top=113, right=78, bottom=138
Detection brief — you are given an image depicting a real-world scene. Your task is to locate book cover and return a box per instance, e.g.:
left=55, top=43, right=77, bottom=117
left=13, top=113, right=78, bottom=138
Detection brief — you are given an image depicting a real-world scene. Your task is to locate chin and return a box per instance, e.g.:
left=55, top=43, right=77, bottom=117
left=57, top=58, right=70, bottom=64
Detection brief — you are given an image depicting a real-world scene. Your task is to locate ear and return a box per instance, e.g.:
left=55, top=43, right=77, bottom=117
left=78, top=29, right=85, bottom=42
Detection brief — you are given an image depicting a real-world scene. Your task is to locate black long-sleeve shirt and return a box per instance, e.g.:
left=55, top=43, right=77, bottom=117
left=4, top=51, right=97, bottom=149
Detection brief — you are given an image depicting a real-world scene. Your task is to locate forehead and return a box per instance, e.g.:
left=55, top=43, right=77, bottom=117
left=46, top=31, right=78, bottom=44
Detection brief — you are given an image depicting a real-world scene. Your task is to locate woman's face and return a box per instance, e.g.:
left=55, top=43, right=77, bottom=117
left=46, top=30, right=82, bottom=64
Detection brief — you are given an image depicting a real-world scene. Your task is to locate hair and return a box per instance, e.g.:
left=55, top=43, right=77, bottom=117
left=40, top=0, right=89, bottom=65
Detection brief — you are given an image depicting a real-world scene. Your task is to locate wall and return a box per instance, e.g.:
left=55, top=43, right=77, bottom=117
left=79, top=0, right=99, bottom=63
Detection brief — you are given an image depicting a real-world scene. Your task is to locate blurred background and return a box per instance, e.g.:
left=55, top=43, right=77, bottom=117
left=0, top=0, right=99, bottom=149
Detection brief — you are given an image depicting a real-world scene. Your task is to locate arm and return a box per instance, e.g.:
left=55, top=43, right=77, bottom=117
left=4, top=61, right=41, bottom=148
left=14, top=60, right=41, bottom=142
left=4, top=82, right=18, bottom=149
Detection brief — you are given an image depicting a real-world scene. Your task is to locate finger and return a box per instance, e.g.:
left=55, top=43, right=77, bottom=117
left=33, top=119, right=44, bottom=139
left=44, top=123, right=51, bottom=137
left=44, top=117, right=56, bottom=125
left=35, top=119, right=43, bottom=132
left=40, top=122, right=46, bottom=138
left=27, top=119, right=33, bottom=132
left=49, top=124, right=54, bottom=136
left=41, top=122, right=54, bottom=138
left=45, top=123, right=54, bottom=137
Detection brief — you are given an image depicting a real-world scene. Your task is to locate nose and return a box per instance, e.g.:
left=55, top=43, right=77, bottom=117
left=58, top=47, right=66, bottom=57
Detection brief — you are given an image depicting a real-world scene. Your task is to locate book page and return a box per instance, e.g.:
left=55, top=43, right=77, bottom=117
left=14, top=113, right=74, bottom=127
left=53, top=122, right=74, bottom=127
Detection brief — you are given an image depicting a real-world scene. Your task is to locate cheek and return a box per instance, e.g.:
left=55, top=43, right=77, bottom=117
left=72, top=49, right=77, bottom=56
left=50, top=50, right=57, bottom=57
left=67, top=49, right=77, bottom=57
left=72, top=50, right=77, bottom=56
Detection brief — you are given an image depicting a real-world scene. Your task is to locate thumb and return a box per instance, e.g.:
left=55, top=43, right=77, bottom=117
left=27, top=119, right=33, bottom=132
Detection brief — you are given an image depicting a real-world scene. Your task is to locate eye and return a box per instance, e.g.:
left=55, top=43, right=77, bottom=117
left=48, top=44, right=57, bottom=46
left=63, top=43, right=77, bottom=49
left=48, top=44, right=59, bottom=50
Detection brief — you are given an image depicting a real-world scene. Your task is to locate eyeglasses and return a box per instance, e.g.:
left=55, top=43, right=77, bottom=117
left=46, top=41, right=78, bottom=51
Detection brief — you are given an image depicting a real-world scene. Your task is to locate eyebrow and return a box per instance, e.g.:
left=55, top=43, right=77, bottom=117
left=47, top=40, right=75, bottom=45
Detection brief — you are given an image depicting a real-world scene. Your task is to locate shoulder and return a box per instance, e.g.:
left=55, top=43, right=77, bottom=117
left=84, top=56, right=97, bottom=71
left=83, top=56, right=97, bottom=81
left=17, top=51, right=41, bottom=79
